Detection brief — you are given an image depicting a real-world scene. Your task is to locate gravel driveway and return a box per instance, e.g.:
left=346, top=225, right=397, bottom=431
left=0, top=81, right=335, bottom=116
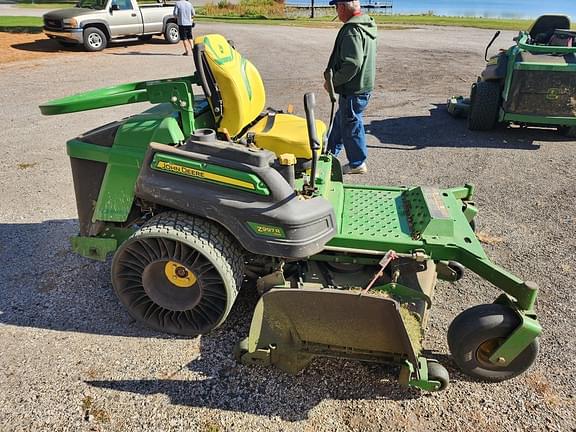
left=0, top=23, right=575, bottom=431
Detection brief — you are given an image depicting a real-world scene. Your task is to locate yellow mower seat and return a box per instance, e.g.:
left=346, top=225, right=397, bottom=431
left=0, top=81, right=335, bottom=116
left=248, top=113, right=327, bottom=160
left=193, top=34, right=325, bottom=159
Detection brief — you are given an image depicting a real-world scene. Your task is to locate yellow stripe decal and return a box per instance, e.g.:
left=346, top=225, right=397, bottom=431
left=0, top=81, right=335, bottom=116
left=156, top=160, right=255, bottom=190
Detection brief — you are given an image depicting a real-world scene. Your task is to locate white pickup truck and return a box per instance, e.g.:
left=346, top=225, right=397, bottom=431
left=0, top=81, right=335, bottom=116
left=43, top=0, right=180, bottom=51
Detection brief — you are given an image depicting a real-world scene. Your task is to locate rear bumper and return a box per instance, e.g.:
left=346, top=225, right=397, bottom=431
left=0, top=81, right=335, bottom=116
left=44, top=29, right=83, bottom=44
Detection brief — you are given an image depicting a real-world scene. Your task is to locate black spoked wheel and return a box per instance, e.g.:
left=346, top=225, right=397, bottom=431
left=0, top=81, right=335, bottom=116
left=112, top=212, right=244, bottom=336
left=467, top=81, right=501, bottom=131
left=448, top=304, right=539, bottom=382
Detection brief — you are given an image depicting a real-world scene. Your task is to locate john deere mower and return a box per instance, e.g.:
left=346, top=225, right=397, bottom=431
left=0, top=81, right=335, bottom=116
left=449, top=14, right=576, bottom=133
left=40, top=34, right=541, bottom=392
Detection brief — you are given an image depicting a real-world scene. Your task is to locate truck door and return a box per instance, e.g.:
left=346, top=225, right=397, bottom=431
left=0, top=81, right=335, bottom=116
left=107, top=0, right=142, bottom=37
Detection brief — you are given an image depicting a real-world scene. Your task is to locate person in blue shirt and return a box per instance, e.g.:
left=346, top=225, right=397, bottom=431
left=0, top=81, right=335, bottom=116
left=173, top=0, right=195, bottom=56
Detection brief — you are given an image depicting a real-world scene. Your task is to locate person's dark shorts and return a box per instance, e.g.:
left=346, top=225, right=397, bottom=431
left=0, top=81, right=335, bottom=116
left=178, top=25, right=193, bottom=40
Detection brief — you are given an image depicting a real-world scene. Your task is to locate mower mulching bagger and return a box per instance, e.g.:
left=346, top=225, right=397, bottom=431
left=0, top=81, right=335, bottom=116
left=449, top=14, right=576, bottom=134
left=40, top=34, right=541, bottom=392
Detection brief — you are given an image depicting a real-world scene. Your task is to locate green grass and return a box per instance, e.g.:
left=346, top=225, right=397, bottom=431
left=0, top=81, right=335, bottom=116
left=373, top=15, right=534, bottom=31
left=0, top=16, right=43, bottom=33
left=194, top=14, right=537, bottom=31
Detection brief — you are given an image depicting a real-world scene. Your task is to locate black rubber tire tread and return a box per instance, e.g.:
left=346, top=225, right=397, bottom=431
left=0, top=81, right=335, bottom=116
left=83, top=27, right=107, bottom=52
left=164, top=22, right=180, bottom=44
left=448, top=261, right=465, bottom=281
left=112, top=211, right=244, bottom=336
left=427, top=361, right=449, bottom=391
left=448, top=304, right=539, bottom=382
left=467, top=81, right=501, bottom=131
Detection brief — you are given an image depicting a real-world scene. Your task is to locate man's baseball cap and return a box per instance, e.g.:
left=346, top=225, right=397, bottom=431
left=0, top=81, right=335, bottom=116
left=328, top=0, right=353, bottom=5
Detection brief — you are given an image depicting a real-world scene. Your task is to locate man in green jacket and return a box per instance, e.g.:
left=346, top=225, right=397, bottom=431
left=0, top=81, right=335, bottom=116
left=325, top=0, right=377, bottom=174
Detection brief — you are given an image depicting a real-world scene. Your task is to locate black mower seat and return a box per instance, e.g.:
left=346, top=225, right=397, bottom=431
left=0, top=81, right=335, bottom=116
left=529, top=14, right=571, bottom=44
left=192, top=34, right=326, bottom=160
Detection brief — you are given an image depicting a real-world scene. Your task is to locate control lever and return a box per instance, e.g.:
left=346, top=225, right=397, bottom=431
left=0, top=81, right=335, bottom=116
left=323, top=69, right=337, bottom=153
left=485, top=30, right=501, bottom=62
left=303, top=92, right=321, bottom=194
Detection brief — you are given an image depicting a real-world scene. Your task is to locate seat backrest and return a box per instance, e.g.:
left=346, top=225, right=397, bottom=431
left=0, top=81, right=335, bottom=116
left=529, top=15, right=571, bottom=44
left=193, top=34, right=266, bottom=137
left=549, top=29, right=575, bottom=47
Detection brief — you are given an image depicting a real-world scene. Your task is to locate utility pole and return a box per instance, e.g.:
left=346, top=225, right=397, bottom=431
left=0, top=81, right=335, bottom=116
left=310, top=0, right=315, bottom=19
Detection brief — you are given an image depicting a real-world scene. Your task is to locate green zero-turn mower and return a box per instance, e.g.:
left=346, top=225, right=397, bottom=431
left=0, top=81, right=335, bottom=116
left=448, top=14, right=576, bottom=134
left=40, top=34, right=541, bottom=392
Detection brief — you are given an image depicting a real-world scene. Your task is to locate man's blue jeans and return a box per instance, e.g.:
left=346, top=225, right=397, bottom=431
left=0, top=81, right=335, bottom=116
left=327, top=93, right=371, bottom=169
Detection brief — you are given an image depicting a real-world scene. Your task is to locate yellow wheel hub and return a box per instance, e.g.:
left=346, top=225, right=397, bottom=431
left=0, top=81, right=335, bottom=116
left=164, top=261, right=197, bottom=288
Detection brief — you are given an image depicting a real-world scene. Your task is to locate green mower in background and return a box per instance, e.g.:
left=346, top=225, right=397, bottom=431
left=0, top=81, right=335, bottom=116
left=448, top=14, right=576, bottom=133
left=40, top=34, right=541, bottom=392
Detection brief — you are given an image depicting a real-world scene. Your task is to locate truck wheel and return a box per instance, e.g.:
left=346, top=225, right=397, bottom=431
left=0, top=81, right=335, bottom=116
left=111, top=212, right=245, bottom=336
left=83, top=27, right=107, bottom=52
left=447, top=304, right=539, bottom=382
left=467, top=81, right=501, bottom=131
left=164, top=22, right=180, bottom=44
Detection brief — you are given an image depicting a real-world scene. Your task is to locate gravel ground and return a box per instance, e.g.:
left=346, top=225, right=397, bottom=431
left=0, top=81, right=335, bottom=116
left=1, top=23, right=575, bottom=431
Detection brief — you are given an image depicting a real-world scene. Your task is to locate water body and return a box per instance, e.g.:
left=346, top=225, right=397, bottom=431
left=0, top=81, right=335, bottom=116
left=392, top=0, right=576, bottom=19
left=287, top=0, right=576, bottom=19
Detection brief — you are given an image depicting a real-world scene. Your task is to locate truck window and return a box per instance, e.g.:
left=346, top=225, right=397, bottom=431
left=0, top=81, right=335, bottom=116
left=112, top=0, right=133, bottom=10
left=78, top=0, right=107, bottom=10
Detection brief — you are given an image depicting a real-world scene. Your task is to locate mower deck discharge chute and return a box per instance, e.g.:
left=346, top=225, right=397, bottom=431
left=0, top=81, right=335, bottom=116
left=41, top=34, right=541, bottom=392
left=449, top=14, right=576, bottom=133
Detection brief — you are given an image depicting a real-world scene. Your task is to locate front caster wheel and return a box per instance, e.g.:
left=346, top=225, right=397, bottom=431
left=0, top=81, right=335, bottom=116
left=427, top=360, right=449, bottom=391
left=448, top=261, right=465, bottom=281
left=448, top=304, right=539, bottom=382
left=112, top=212, right=244, bottom=336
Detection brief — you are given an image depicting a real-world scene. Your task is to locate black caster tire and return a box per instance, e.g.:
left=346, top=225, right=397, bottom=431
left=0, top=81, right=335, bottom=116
left=448, top=304, right=539, bottom=382
left=427, top=360, right=449, bottom=391
left=448, top=261, right=465, bottom=281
